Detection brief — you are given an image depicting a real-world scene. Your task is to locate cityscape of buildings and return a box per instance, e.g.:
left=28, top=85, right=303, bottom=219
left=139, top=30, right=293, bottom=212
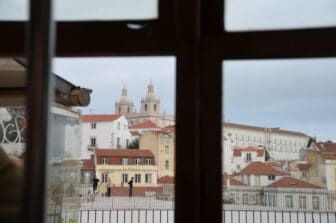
left=0, top=79, right=335, bottom=213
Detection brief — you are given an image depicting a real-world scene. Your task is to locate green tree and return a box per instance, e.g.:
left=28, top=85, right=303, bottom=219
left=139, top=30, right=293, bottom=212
left=128, top=138, right=139, bottom=149
left=265, top=149, right=270, bottom=161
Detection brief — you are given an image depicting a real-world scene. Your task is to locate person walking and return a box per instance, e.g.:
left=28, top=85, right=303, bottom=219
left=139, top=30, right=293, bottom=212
left=92, top=176, right=100, bottom=195
left=128, top=177, right=134, bottom=197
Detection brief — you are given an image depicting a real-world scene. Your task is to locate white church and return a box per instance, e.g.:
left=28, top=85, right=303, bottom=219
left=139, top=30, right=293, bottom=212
left=114, top=81, right=175, bottom=128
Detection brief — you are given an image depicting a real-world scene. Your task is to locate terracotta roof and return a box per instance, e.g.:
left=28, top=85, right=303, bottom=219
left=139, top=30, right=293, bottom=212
left=161, top=125, right=175, bottom=133
left=267, top=177, right=323, bottom=189
left=130, top=131, right=141, bottom=136
left=223, top=122, right=307, bottom=137
left=129, top=120, right=160, bottom=129
left=222, top=174, right=246, bottom=186
left=320, top=155, right=336, bottom=160
left=95, top=149, right=154, bottom=158
left=111, top=187, right=163, bottom=196
left=157, top=176, right=175, bottom=184
left=315, top=142, right=336, bottom=154
left=82, top=114, right=122, bottom=122
left=297, top=163, right=311, bottom=171
left=265, top=161, right=286, bottom=168
left=239, top=162, right=289, bottom=176
left=81, top=159, right=95, bottom=170
left=233, top=147, right=264, bottom=157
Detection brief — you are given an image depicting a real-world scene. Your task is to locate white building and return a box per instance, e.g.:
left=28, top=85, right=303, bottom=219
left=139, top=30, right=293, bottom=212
left=230, top=147, right=265, bottom=173
left=115, top=82, right=175, bottom=128
left=223, top=122, right=311, bottom=173
left=236, top=161, right=289, bottom=187
left=81, top=114, right=131, bottom=159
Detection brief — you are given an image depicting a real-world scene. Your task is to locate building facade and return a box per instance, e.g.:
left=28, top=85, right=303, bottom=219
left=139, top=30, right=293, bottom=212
left=223, top=122, right=311, bottom=173
left=230, top=146, right=265, bottom=173
left=139, top=129, right=175, bottom=178
left=81, top=114, right=131, bottom=159
left=115, top=81, right=175, bottom=128
left=94, top=149, right=158, bottom=194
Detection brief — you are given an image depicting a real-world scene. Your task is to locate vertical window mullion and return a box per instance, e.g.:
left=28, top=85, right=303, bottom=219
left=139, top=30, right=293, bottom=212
left=22, top=0, right=55, bottom=222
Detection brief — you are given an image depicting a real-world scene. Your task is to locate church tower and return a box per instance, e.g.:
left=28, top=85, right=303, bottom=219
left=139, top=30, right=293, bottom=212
left=140, top=81, right=160, bottom=115
left=115, top=86, right=135, bottom=115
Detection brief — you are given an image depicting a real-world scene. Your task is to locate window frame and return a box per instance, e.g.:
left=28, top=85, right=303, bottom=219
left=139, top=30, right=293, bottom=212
left=1, top=0, right=334, bottom=222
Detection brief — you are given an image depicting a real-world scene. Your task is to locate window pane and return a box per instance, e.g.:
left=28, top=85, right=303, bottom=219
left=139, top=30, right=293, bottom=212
left=222, top=59, right=336, bottom=218
left=0, top=0, right=158, bottom=21
left=46, top=57, right=176, bottom=222
left=225, top=0, right=336, bottom=31
left=0, top=58, right=26, bottom=222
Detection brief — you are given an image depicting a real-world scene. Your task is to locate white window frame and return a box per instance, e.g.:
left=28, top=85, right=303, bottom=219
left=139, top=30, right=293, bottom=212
left=122, top=158, right=128, bottom=165
left=134, top=158, right=141, bottom=165
left=145, top=174, right=152, bottom=183
left=102, top=157, right=109, bottom=165
left=135, top=174, right=141, bottom=183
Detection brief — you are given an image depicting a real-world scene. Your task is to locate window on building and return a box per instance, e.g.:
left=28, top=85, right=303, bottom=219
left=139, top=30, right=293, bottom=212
left=242, top=194, right=248, bottom=204
left=145, top=104, right=147, bottom=111
left=154, top=104, right=157, bottom=111
left=126, top=139, right=129, bottom=147
left=134, top=158, right=141, bottom=165
left=135, top=174, right=141, bottom=183
left=246, top=153, right=252, bottom=162
left=127, top=107, right=130, bottom=114
left=117, top=137, right=121, bottom=148
left=118, top=107, right=121, bottom=114
left=145, top=174, right=152, bottom=183
left=90, top=137, right=96, bottom=147
left=286, top=195, right=293, bottom=208
left=124, top=124, right=126, bottom=130
left=313, top=196, right=320, bottom=210
left=299, top=196, right=306, bottom=209
left=122, top=158, right=128, bottom=165
left=302, top=171, right=307, bottom=177
left=117, top=122, right=120, bottom=130
left=122, top=174, right=128, bottom=183
left=165, top=160, right=169, bottom=170
left=91, top=122, right=96, bottom=129
left=102, top=174, right=108, bottom=183
left=268, top=175, right=275, bottom=180
left=165, top=145, right=169, bottom=155
left=145, top=158, right=151, bottom=165
left=102, top=157, right=109, bottom=165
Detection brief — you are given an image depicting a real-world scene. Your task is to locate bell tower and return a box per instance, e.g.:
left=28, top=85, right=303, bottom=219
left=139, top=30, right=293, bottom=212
left=115, top=86, right=135, bottom=115
left=140, top=80, right=160, bottom=115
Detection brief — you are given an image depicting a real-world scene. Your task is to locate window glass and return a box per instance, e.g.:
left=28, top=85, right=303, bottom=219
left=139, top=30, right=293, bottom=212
left=225, top=0, right=336, bottom=31
left=222, top=58, right=336, bottom=215
left=0, top=58, right=26, bottom=222
left=0, top=0, right=158, bottom=21
left=46, top=57, right=176, bottom=222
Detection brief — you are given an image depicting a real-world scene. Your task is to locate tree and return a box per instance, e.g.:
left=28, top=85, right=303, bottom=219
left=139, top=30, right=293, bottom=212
left=128, top=138, right=139, bottom=149
left=265, top=149, right=270, bottom=161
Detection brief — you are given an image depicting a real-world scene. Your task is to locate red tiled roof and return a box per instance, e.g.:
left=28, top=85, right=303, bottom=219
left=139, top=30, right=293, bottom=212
left=95, top=149, right=154, bottom=158
left=82, top=114, right=122, bottom=122
left=129, top=120, right=160, bottom=129
left=267, top=177, right=322, bottom=189
left=222, top=174, right=246, bottom=186
left=265, top=161, right=286, bottom=168
left=233, top=147, right=264, bottom=157
left=223, top=122, right=307, bottom=137
left=111, top=187, right=163, bottom=196
left=81, top=159, right=95, bottom=170
left=157, top=176, right=175, bottom=184
left=161, top=125, right=175, bottom=133
left=297, top=163, right=311, bottom=171
left=130, top=131, right=141, bottom=136
left=320, top=155, right=336, bottom=160
left=239, top=162, right=289, bottom=176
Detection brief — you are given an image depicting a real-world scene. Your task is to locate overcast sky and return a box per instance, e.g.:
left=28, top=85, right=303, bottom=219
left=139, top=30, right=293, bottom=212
left=53, top=57, right=176, bottom=115
left=223, top=59, right=336, bottom=141
left=54, top=57, right=336, bottom=142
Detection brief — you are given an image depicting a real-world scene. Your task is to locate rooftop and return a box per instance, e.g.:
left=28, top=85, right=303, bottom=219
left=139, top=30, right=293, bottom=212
left=95, top=148, right=154, bottom=158
left=129, top=120, right=160, bottom=129
left=239, top=162, right=289, bottom=176
left=267, top=177, right=323, bottom=189
left=82, top=114, right=122, bottom=122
